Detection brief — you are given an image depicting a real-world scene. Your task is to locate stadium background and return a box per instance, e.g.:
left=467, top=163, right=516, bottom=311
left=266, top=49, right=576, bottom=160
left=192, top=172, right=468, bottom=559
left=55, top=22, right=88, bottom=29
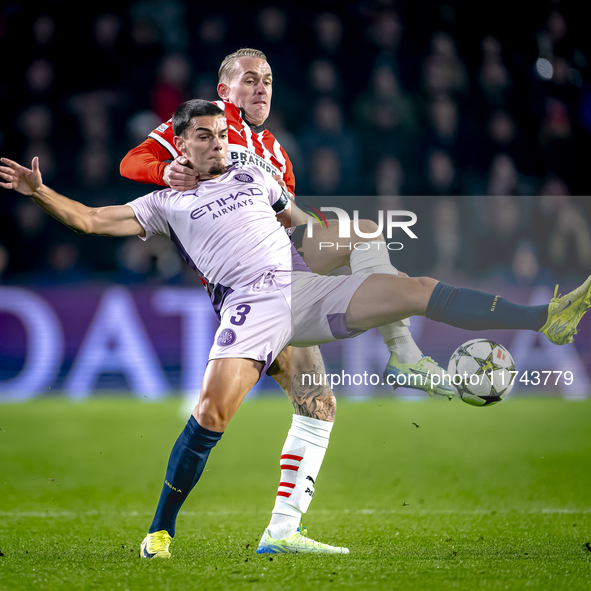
left=1, top=0, right=591, bottom=401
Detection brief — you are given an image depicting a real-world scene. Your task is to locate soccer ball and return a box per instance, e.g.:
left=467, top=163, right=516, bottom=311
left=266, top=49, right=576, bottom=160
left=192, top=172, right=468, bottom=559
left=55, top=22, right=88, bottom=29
left=447, top=339, right=516, bottom=406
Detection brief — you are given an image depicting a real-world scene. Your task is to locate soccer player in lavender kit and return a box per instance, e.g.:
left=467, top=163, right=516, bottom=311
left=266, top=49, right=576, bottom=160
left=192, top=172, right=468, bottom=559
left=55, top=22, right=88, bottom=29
left=120, top=47, right=455, bottom=402
left=120, top=48, right=454, bottom=552
left=2, top=100, right=590, bottom=558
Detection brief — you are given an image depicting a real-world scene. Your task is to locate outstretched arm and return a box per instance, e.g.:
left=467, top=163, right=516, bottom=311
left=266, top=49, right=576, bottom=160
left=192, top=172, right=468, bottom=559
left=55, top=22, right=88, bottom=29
left=1, top=157, right=145, bottom=237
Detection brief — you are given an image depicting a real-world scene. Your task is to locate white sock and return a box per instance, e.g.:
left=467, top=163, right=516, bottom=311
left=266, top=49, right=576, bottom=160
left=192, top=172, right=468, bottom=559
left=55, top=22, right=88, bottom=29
left=267, top=415, right=333, bottom=540
left=349, top=242, right=422, bottom=363
left=268, top=513, right=300, bottom=539
left=385, top=335, right=423, bottom=364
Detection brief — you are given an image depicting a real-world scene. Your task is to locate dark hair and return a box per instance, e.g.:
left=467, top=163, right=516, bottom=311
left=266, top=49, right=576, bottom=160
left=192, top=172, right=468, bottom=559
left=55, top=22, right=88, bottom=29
left=172, top=99, right=224, bottom=137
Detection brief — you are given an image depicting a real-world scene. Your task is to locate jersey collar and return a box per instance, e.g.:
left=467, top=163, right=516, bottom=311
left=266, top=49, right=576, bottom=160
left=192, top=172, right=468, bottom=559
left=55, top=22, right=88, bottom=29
left=240, top=108, right=266, bottom=133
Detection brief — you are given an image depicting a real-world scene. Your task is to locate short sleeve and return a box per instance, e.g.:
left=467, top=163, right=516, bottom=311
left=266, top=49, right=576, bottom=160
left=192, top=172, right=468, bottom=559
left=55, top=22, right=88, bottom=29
left=127, top=190, right=171, bottom=241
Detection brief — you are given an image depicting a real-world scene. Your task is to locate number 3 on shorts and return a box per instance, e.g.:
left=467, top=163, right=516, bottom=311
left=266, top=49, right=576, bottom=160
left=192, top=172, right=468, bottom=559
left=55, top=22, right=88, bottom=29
left=230, top=304, right=251, bottom=326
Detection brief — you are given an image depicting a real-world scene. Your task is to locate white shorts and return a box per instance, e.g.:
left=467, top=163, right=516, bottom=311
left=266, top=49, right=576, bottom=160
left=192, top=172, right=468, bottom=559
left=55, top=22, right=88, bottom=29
left=208, top=270, right=369, bottom=372
left=291, top=271, right=368, bottom=347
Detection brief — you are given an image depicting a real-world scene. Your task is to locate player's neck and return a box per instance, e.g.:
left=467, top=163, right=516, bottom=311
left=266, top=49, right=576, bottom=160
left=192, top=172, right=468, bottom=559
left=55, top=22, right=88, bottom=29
left=198, top=168, right=228, bottom=181
left=240, top=108, right=266, bottom=132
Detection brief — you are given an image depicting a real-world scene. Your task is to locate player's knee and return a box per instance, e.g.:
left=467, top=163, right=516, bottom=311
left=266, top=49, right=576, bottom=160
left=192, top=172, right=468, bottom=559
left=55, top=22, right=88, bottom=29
left=194, top=400, right=229, bottom=432
left=291, top=347, right=324, bottom=377
left=415, top=277, right=439, bottom=295
left=351, top=219, right=383, bottom=242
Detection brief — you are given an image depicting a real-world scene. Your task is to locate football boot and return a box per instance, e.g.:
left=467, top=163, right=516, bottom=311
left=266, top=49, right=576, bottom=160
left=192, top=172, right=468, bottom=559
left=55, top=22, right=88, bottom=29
left=540, top=276, right=591, bottom=345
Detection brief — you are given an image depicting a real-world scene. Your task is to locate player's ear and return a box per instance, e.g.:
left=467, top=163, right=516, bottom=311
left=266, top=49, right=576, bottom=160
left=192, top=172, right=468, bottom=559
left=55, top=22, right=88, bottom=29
left=173, top=135, right=186, bottom=155
left=217, top=82, right=230, bottom=100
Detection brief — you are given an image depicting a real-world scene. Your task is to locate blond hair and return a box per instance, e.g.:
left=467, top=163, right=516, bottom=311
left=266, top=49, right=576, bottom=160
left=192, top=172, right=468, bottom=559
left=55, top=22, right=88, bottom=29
left=218, top=48, right=267, bottom=83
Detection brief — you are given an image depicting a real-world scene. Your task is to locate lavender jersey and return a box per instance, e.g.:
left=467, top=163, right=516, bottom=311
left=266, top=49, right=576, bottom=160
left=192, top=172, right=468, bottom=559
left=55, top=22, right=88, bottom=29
left=127, top=165, right=291, bottom=292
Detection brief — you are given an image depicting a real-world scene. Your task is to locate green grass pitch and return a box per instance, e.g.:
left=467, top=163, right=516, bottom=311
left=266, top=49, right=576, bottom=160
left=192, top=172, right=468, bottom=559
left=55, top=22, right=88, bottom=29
left=1, top=395, right=590, bottom=590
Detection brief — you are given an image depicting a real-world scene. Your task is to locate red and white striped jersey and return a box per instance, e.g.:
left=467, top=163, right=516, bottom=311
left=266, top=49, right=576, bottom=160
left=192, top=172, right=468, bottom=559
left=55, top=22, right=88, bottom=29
left=147, top=101, right=296, bottom=194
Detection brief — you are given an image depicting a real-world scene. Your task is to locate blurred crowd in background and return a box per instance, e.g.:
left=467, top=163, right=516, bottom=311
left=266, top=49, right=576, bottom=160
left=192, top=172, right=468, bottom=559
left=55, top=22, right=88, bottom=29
left=1, top=0, right=591, bottom=287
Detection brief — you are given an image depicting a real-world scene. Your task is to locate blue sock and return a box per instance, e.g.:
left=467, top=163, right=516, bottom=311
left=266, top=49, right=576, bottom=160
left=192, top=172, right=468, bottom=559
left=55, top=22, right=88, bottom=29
left=149, top=416, right=223, bottom=537
left=426, top=282, right=548, bottom=331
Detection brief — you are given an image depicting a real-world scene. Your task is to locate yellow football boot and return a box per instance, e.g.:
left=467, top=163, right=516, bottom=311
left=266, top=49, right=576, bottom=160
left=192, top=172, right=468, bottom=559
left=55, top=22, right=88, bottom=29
left=139, top=530, right=172, bottom=559
left=540, top=275, right=591, bottom=345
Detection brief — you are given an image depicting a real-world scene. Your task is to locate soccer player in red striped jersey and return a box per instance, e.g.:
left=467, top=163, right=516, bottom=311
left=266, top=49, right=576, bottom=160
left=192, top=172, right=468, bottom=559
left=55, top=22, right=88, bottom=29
left=121, top=88, right=294, bottom=193
left=119, top=48, right=453, bottom=553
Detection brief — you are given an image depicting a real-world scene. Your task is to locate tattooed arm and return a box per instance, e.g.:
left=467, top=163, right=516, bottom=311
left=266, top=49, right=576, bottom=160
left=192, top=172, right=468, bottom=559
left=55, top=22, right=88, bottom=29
left=267, top=346, right=336, bottom=422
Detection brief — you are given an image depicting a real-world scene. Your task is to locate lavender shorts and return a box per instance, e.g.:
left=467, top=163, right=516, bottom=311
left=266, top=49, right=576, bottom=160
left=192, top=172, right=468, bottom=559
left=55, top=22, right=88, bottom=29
left=208, top=270, right=369, bottom=370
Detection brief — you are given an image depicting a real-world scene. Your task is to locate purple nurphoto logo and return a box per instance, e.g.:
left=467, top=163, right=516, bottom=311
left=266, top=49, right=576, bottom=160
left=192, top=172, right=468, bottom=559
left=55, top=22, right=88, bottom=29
left=234, top=173, right=254, bottom=183
left=217, top=328, right=237, bottom=347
